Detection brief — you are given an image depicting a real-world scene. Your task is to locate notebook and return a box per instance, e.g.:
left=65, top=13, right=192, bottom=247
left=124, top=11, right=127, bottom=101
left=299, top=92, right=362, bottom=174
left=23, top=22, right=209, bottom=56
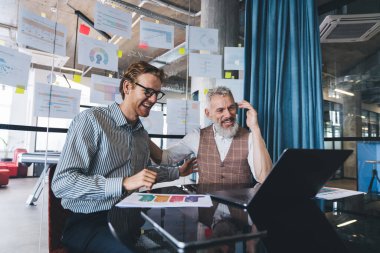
left=207, top=149, right=353, bottom=208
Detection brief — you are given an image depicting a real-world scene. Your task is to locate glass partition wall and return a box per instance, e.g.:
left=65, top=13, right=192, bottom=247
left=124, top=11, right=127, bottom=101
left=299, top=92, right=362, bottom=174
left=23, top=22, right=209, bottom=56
left=320, top=0, right=380, bottom=189
left=1, top=0, right=380, bottom=251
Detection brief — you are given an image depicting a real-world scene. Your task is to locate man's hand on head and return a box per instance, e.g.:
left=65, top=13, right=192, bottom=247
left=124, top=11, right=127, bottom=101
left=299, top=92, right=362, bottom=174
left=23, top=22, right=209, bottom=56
left=122, top=168, right=157, bottom=191
left=238, top=100, right=259, bottom=131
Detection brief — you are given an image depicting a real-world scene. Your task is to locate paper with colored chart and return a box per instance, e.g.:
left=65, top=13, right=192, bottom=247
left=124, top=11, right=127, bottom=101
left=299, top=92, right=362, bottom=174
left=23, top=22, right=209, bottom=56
left=90, top=74, right=122, bottom=105
left=140, top=20, right=174, bottom=49
left=116, top=193, right=213, bottom=208
left=0, top=46, right=31, bottom=89
left=17, top=8, right=67, bottom=56
left=78, top=35, right=118, bottom=71
left=33, top=83, right=81, bottom=119
left=94, top=2, right=132, bottom=39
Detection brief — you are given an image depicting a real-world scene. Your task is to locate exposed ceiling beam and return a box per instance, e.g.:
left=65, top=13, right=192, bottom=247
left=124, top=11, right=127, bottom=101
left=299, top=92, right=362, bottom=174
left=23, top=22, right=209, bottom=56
left=109, top=0, right=188, bottom=28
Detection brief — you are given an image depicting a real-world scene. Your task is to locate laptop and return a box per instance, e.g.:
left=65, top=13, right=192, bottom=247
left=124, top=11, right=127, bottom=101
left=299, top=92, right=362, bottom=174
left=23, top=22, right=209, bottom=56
left=207, top=149, right=353, bottom=208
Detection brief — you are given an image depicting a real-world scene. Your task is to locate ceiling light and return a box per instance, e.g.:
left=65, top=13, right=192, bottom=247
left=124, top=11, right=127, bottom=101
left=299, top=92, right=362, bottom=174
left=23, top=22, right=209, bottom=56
left=337, top=219, right=357, bottom=227
left=334, top=88, right=354, bottom=96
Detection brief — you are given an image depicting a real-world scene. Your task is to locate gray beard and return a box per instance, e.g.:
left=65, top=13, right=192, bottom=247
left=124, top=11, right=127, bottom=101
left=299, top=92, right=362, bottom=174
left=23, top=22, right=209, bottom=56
left=214, top=122, right=239, bottom=138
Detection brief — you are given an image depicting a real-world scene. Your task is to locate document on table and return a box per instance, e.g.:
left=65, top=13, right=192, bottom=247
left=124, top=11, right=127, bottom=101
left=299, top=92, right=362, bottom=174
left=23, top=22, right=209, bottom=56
left=116, top=193, right=213, bottom=208
left=316, top=187, right=365, bottom=200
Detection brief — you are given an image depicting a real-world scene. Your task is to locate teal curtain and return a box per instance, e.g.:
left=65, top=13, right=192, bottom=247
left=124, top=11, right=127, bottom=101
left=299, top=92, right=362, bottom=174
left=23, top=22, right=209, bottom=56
left=243, top=0, right=324, bottom=161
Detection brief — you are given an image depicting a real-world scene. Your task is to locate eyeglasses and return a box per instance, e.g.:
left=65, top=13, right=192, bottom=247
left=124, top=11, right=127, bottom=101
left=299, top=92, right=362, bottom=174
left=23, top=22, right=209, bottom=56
left=134, top=82, right=165, bottom=100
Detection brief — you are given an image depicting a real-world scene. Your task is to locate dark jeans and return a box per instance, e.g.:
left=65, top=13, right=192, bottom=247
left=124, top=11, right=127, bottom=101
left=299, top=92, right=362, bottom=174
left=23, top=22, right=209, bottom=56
left=62, top=210, right=133, bottom=253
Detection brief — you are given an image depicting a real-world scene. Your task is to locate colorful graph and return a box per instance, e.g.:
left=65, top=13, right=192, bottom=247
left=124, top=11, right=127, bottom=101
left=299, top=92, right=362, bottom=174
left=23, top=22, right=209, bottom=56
left=138, top=194, right=204, bottom=203
left=89, top=47, right=109, bottom=65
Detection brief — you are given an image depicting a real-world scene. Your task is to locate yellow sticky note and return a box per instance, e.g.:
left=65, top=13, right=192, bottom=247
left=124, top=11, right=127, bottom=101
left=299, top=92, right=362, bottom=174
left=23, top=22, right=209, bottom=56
left=16, top=86, right=25, bottom=94
left=225, top=72, right=232, bottom=79
left=73, top=74, right=81, bottom=83
left=117, top=50, right=123, bottom=58
left=178, top=47, right=186, bottom=55
left=155, top=20, right=159, bottom=24
left=203, top=88, right=209, bottom=95
left=0, top=40, right=5, bottom=46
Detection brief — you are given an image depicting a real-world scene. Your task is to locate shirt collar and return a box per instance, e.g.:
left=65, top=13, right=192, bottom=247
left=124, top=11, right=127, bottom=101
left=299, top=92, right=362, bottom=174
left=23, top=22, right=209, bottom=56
left=109, top=102, right=143, bottom=131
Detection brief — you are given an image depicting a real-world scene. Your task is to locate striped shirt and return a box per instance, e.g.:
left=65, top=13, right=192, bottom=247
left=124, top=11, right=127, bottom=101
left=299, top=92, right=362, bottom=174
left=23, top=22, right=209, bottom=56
left=52, top=102, right=178, bottom=213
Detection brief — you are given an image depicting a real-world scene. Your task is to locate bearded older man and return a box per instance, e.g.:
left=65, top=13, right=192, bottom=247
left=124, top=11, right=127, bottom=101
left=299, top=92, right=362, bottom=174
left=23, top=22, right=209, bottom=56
left=150, top=86, right=272, bottom=184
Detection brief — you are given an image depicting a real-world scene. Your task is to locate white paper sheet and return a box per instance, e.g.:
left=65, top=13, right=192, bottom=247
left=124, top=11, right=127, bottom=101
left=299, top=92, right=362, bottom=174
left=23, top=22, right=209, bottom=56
left=316, top=187, right=365, bottom=200
left=166, top=99, right=200, bottom=135
left=90, top=74, right=122, bottom=105
left=140, top=110, right=164, bottom=134
left=215, top=79, right=244, bottom=102
left=189, top=53, right=222, bottom=78
left=116, top=192, right=213, bottom=208
left=78, top=35, right=118, bottom=71
left=0, top=46, right=31, bottom=89
left=140, top=20, right=174, bottom=49
left=17, top=9, right=67, bottom=56
left=94, top=2, right=132, bottom=39
left=33, top=83, right=81, bottom=119
left=224, top=47, right=245, bottom=70
left=187, top=26, right=218, bottom=52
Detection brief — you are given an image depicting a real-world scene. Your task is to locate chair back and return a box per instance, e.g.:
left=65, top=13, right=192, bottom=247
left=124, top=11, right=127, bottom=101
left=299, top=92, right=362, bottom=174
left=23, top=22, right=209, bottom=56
left=48, top=165, right=71, bottom=253
left=13, top=149, right=27, bottom=163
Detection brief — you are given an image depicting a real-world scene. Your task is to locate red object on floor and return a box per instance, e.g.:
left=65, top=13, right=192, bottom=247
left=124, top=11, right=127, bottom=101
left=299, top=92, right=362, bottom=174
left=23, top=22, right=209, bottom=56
left=0, top=168, right=10, bottom=186
left=0, top=148, right=28, bottom=177
left=79, top=24, right=90, bottom=35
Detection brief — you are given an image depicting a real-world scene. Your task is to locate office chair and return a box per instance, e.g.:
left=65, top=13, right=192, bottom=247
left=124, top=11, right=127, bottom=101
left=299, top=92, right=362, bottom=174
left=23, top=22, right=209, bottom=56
left=48, top=165, right=71, bottom=253
left=0, top=148, right=28, bottom=177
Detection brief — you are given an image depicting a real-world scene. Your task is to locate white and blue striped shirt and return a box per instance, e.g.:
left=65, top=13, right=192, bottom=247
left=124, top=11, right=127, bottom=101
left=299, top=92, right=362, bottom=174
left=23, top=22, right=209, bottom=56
left=52, top=102, right=178, bottom=213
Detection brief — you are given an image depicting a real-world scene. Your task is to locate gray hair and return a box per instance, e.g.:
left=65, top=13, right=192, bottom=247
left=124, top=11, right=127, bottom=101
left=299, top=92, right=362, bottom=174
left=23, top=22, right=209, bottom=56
left=206, top=86, right=235, bottom=108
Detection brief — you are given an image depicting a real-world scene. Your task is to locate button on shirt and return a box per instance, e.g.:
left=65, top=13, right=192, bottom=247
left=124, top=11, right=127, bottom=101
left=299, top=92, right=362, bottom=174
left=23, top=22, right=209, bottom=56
left=162, top=125, right=257, bottom=180
left=52, top=102, right=177, bottom=214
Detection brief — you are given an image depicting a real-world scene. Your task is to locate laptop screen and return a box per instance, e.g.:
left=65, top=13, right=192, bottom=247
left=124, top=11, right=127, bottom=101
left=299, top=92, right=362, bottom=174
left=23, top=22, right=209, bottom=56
left=202, top=149, right=352, bottom=207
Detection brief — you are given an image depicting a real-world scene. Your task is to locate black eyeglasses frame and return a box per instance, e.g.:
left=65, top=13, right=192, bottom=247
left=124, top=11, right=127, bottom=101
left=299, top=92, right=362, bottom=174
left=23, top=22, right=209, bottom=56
left=134, top=82, right=165, bottom=100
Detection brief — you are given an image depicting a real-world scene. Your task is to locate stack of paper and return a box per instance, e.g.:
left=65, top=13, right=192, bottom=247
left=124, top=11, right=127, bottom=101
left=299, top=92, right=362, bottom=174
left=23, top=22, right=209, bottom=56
left=316, top=187, right=365, bottom=200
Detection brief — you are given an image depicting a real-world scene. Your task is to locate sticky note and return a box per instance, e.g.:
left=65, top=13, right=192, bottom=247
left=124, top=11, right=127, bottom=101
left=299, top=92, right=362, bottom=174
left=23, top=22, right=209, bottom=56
left=15, top=86, right=25, bottom=94
left=79, top=24, right=90, bottom=35
left=41, top=12, right=46, bottom=18
left=0, top=40, right=5, bottom=46
left=117, top=50, right=123, bottom=58
left=225, top=72, right=232, bottom=79
left=204, top=88, right=209, bottom=95
left=73, top=74, right=81, bottom=83
left=155, top=20, right=159, bottom=24
left=178, top=47, right=186, bottom=55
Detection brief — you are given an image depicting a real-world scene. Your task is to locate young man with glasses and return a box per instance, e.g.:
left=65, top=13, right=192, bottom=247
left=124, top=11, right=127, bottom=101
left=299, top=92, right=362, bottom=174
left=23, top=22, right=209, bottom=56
left=52, top=61, right=192, bottom=253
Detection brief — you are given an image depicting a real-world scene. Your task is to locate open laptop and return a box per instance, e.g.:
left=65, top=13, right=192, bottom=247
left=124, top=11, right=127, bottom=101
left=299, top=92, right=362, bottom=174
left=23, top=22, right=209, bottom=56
left=207, top=149, right=353, bottom=208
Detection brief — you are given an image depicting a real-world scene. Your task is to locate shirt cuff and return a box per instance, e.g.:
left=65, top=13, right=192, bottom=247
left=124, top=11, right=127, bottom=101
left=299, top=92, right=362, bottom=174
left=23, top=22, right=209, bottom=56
left=105, top=177, right=123, bottom=198
left=156, top=166, right=179, bottom=182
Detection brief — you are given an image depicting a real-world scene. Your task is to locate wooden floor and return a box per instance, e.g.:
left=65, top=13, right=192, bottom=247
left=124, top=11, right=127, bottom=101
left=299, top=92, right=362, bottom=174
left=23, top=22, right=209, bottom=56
left=0, top=176, right=357, bottom=253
